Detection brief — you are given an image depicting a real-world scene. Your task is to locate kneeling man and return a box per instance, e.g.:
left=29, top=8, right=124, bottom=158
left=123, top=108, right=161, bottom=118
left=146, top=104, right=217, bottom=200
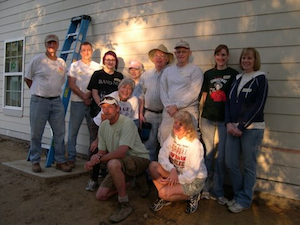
left=85, top=96, right=150, bottom=223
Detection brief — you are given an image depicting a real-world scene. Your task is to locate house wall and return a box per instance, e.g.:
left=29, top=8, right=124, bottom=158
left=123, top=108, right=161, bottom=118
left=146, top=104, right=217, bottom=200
left=0, top=0, right=299, bottom=199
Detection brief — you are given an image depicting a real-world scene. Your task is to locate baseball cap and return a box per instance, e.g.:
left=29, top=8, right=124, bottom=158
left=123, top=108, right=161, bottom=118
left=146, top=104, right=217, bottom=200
left=128, top=60, right=143, bottom=69
left=44, top=34, right=59, bottom=43
left=100, top=96, right=119, bottom=106
left=174, top=39, right=190, bottom=49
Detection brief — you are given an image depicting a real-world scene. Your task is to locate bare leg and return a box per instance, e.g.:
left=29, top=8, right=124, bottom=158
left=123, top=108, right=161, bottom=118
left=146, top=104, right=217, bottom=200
left=159, top=184, right=189, bottom=201
left=149, top=161, right=189, bottom=201
left=107, top=159, right=127, bottom=197
left=96, top=159, right=128, bottom=200
left=149, top=161, right=170, bottom=191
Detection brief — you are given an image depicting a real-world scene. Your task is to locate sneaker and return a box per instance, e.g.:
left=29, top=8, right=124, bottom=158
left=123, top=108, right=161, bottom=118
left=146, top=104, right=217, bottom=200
left=56, top=163, right=72, bottom=172
left=228, top=202, right=250, bottom=213
left=186, top=193, right=201, bottom=214
left=226, top=199, right=236, bottom=207
left=210, top=196, right=229, bottom=205
left=109, top=202, right=133, bottom=223
left=85, top=179, right=98, bottom=191
left=32, top=163, right=42, bottom=173
left=150, top=198, right=172, bottom=212
left=201, top=191, right=210, bottom=200
left=135, top=172, right=150, bottom=198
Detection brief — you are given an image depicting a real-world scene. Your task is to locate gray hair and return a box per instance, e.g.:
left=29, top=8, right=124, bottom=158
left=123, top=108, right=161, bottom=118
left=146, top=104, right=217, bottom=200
left=118, top=77, right=135, bottom=90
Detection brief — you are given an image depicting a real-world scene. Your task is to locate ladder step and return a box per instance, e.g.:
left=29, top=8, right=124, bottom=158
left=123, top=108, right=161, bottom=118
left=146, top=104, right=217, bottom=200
left=66, top=32, right=79, bottom=38
left=72, top=15, right=91, bottom=22
left=61, top=50, right=74, bottom=55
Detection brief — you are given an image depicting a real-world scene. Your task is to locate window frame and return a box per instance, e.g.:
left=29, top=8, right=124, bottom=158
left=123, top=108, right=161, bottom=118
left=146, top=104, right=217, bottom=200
left=2, top=37, right=25, bottom=117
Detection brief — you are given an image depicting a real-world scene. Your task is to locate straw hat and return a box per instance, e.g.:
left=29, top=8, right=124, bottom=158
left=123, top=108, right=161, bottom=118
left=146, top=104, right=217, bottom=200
left=148, top=44, right=174, bottom=65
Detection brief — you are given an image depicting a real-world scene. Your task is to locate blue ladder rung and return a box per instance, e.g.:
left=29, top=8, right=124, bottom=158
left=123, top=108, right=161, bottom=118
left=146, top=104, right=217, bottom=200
left=66, top=32, right=79, bottom=38
left=61, top=50, right=74, bottom=55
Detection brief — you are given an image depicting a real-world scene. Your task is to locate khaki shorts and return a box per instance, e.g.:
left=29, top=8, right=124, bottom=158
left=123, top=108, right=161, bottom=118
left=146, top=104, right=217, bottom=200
left=182, top=178, right=206, bottom=196
left=100, top=156, right=150, bottom=189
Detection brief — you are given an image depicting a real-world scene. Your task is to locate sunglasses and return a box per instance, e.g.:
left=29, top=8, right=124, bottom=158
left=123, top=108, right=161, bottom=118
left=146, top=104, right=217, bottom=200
left=101, top=96, right=117, bottom=102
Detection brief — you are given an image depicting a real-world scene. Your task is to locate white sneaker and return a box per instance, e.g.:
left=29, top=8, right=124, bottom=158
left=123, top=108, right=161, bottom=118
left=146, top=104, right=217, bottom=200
left=228, top=202, right=250, bottom=213
left=217, top=197, right=229, bottom=205
left=150, top=198, right=172, bottom=212
left=201, top=191, right=210, bottom=200
left=226, top=199, right=236, bottom=207
left=85, top=179, right=98, bottom=191
left=211, top=196, right=229, bottom=205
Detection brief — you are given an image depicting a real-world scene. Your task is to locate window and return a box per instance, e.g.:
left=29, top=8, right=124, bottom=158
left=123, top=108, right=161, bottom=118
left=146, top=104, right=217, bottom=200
left=3, top=38, right=25, bottom=117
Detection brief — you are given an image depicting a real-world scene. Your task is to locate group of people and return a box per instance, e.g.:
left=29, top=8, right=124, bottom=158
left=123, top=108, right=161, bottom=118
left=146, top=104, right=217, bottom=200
left=25, top=33, right=268, bottom=223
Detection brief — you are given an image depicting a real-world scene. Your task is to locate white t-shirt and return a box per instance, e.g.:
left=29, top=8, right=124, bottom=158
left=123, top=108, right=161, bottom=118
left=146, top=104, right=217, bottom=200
left=67, top=60, right=100, bottom=102
left=93, top=91, right=139, bottom=126
left=158, top=134, right=207, bottom=184
left=25, top=54, right=67, bottom=97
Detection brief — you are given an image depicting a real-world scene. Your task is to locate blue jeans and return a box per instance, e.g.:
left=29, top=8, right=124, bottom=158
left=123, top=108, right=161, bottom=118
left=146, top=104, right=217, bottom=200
left=29, top=95, right=66, bottom=164
left=201, top=118, right=226, bottom=196
left=143, top=110, right=161, bottom=162
left=225, top=129, right=264, bottom=208
left=67, top=101, right=92, bottom=161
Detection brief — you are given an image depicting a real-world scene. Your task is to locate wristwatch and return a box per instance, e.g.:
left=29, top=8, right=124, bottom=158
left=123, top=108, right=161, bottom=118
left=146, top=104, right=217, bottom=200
left=98, top=155, right=101, bottom=162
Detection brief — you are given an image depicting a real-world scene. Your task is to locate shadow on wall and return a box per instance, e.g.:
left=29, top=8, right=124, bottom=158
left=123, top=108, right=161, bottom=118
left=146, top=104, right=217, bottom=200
left=22, top=4, right=46, bottom=53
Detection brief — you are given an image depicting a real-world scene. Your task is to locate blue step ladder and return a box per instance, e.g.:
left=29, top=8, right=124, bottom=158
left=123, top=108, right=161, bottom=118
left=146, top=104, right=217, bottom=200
left=27, top=15, right=92, bottom=167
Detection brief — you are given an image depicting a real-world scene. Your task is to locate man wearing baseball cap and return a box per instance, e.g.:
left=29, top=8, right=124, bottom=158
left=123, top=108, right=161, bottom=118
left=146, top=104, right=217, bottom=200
left=25, top=34, right=71, bottom=173
left=84, top=96, right=150, bottom=223
left=138, top=44, right=174, bottom=162
left=159, top=39, right=204, bottom=145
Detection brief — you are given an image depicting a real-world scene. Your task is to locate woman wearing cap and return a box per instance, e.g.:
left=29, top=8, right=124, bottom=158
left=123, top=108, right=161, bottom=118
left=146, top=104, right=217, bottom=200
left=127, top=60, right=144, bottom=97
left=225, top=48, right=268, bottom=213
left=200, top=45, right=239, bottom=203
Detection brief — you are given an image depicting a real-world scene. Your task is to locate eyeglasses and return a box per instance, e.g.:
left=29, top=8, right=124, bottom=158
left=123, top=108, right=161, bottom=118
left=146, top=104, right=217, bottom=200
left=153, top=53, right=167, bottom=58
left=101, top=96, right=117, bottom=101
left=129, top=68, right=140, bottom=71
left=105, top=59, right=116, bottom=62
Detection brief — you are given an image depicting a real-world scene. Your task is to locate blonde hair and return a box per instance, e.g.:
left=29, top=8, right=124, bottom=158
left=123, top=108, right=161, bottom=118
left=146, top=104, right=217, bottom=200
left=239, top=47, right=261, bottom=71
left=171, top=111, right=197, bottom=142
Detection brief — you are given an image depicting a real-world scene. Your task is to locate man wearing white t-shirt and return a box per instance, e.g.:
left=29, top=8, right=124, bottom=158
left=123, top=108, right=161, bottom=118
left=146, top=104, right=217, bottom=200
left=67, top=42, right=100, bottom=168
left=25, top=34, right=71, bottom=173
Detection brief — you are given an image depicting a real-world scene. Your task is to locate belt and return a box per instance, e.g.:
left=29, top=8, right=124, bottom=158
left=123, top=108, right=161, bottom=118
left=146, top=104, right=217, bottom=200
left=145, top=108, right=163, bottom=114
left=34, top=95, right=60, bottom=100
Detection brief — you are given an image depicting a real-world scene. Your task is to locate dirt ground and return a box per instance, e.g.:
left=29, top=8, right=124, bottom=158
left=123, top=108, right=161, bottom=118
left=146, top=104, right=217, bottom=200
left=0, top=135, right=299, bottom=225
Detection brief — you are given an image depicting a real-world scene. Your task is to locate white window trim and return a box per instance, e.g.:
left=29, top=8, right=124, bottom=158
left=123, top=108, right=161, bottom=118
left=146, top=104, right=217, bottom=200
left=2, top=37, right=25, bottom=117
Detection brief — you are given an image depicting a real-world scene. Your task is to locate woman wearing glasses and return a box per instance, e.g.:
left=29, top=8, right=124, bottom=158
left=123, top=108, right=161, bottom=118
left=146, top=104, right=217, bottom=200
left=87, top=50, right=124, bottom=118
